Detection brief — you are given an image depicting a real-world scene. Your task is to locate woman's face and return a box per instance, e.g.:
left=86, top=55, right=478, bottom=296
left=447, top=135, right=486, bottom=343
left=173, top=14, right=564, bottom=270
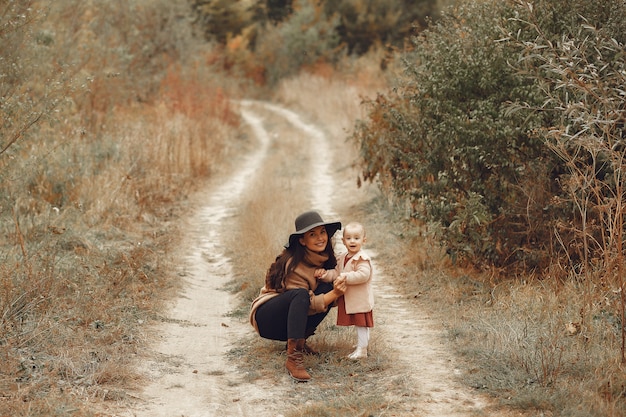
left=299, top=226, right=329, bottom=253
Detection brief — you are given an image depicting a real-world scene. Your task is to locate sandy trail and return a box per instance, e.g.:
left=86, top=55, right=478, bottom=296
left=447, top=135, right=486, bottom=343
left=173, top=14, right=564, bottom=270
left=114, top=101, right=490, bottom=417
left=371, top=261, right=486, bottom=416
left=115, top=104, right=276, bottom=417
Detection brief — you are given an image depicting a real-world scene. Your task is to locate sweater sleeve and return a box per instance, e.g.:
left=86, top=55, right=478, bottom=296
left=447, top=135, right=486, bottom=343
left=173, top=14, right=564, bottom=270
left=308, top=291, right=328, bottom=315
left=342, top=258, right=372, bottom=285
left=320, top=267, right=339, bottom=283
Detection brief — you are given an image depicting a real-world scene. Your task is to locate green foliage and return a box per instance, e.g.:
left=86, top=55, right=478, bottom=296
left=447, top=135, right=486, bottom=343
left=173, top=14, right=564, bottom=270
left=353, top=0, right=626, bottom=271
left=190, top=0, right=264, bottom=43
left=190, top=0, right=438, bottom=85
left=254, top=0, right=341, bottom=85
left=504, top=0, right=626, bottom=273
left=355, top=1, right=549, bottom=268
left=324, top=0, right=437, bottom=54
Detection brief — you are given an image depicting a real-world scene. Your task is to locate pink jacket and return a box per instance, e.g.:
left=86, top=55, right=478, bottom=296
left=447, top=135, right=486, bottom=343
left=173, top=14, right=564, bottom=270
left=324, top=250, right=374, bottom=314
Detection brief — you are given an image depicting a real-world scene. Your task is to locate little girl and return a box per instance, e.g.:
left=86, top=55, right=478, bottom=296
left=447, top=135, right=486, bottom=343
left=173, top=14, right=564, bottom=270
left=317, top=222, right=374, bottom=359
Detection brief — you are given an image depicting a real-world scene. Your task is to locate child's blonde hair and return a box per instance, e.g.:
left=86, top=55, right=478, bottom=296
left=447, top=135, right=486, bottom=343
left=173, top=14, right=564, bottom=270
left=343, top=222, right=366, bottom=237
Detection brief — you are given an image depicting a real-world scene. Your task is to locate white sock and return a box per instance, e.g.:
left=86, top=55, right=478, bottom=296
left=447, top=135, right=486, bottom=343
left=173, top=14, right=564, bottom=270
left=356, top=326, right=369, bottom=348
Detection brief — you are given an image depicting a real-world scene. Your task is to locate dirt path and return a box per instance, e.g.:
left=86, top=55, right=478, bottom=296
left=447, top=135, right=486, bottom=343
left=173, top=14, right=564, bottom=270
left=113, top=101, right=491, bottom=417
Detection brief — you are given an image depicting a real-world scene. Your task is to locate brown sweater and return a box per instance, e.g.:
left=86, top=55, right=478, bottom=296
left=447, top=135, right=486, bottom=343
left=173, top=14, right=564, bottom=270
left=249, top=249, right=331, bottom=334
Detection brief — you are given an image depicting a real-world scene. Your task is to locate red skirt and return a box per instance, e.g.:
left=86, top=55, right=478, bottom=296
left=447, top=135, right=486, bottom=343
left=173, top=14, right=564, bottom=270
left=336, top=295, right=374, bottom=327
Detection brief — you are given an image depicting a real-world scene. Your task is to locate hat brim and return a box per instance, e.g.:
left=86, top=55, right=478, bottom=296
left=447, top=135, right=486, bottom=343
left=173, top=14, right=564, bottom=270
left=285, top=221, right=341, bottom=248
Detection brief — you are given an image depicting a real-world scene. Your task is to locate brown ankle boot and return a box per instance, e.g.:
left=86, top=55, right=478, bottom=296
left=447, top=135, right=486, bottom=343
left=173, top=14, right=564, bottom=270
left=302, top=340, right=319, bottom=355
left=285, top=338, right=319, bottom=355
left=302, top=328, right=319, bottom=355
left=286, top=339, right=311, bottom=382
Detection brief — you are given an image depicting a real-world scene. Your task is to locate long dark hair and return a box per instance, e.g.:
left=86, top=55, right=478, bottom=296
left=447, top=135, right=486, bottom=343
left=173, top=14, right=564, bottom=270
left=265, top=233, right=337, bottom=291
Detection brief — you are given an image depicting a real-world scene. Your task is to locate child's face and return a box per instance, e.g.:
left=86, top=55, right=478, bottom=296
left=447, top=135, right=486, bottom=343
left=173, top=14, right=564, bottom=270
left=342, top=225, right=365, bottom=255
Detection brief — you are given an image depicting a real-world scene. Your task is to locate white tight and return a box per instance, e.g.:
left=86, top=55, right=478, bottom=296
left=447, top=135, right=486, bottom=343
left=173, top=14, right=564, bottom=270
left=356, top=326, right=370, bottom=348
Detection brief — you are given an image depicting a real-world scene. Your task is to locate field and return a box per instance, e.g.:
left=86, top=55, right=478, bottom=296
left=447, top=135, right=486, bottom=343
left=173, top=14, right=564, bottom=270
left=2, top=1, right=626, bottom=416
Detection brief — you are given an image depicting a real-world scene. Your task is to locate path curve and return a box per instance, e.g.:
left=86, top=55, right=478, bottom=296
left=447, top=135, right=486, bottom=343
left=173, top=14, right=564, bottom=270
left=117, top=101, right=491, bottom=417
left=247, top=100, right=337, bottom=217
left=118, top=104, right=276, bottom=417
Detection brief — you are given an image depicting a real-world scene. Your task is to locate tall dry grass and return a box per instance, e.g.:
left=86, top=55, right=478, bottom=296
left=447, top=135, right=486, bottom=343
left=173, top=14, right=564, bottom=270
left=0, top=1, right=248, bottom=415
left=351, top=190, right=626, bottom=415
left=0, top=93, right=241, bottom=416
left=274, top=51, right=390, bottom=141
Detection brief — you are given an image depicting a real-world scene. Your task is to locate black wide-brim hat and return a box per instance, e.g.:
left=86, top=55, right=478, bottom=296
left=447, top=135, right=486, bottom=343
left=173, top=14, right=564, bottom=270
left=285, top=210, right=341, bottom=248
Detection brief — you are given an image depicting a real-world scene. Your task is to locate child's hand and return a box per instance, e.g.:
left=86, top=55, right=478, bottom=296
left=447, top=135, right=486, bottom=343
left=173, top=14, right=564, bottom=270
left=314, top=268, right=326, bottom=279
left=333, top=278, right=347, bottom=294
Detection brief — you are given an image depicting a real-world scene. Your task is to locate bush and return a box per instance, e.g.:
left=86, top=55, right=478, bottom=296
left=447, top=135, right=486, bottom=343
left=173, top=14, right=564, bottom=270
left=354, top=0, right=550, bottom=269
left=324, top=0, right=437, bottom=54
left=190, top=0, right=264, bottom=43
left=190, top=0, right=439, bottom=86
left=353, top=0, right=626, bottom=272
left=504, top=0, right=626, bottom=272
left=254, top=0, right=341, bottom=85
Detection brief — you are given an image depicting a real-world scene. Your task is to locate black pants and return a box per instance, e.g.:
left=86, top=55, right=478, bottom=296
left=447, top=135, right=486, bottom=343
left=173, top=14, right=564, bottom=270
left=254, top=282, right=333, bottom=341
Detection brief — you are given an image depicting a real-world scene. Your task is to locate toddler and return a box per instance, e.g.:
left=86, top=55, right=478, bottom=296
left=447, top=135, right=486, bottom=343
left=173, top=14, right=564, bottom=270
left=317, top=222, right=374, bottom=359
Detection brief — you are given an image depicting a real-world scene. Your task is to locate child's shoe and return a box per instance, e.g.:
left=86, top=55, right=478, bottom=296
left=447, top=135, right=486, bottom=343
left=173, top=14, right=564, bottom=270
left=347, top=346, right=367, bottom=359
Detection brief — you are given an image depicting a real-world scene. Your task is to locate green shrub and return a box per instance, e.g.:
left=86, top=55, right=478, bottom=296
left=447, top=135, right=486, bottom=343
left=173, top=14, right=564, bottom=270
left=254, top=0, right=341, bottom=85
left=354, top=0, right=550, bottom=269
left=504, top=0, right=626, bottom=273
left=324, top=0, right=437, bottom=54
left=353, top=0, right=626, bottom=272
left=190, top=0, right=439, bottom=85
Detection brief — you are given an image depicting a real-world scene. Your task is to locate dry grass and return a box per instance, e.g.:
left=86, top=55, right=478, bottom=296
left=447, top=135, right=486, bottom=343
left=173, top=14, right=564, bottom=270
left=231, top=323, right=398, bottom=417
left=274, top=50, right=389, bottom=140
left=225, top=57, right=422, bottom=417
left=448, top=280, right=625, bottom=416
left=357, top=198, right=626, bottom=416
left=227, top=52, right=626, bottom=416
left=0, top=108, right=238, bottom=415
left=0, top=1, right=247, bottom=415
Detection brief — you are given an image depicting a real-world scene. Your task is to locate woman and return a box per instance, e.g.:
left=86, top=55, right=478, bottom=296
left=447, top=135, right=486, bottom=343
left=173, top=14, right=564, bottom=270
left=249, top=210, right=347, bottom=382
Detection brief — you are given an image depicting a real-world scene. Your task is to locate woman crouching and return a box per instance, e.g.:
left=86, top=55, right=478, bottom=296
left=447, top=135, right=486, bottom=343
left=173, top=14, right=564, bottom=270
left=249, top=211, right=347, bottom=381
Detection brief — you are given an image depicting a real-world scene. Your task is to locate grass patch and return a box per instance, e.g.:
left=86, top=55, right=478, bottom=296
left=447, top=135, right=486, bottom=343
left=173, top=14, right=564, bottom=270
left=240, top=65, right=626, bottom=414
left=354, top=196, right=626, bottom=416
left=0, top=1, right=248, bottom=414
left=233, top=314, right=402, bottom=417
left=225, top=64, right=431, bottom=416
